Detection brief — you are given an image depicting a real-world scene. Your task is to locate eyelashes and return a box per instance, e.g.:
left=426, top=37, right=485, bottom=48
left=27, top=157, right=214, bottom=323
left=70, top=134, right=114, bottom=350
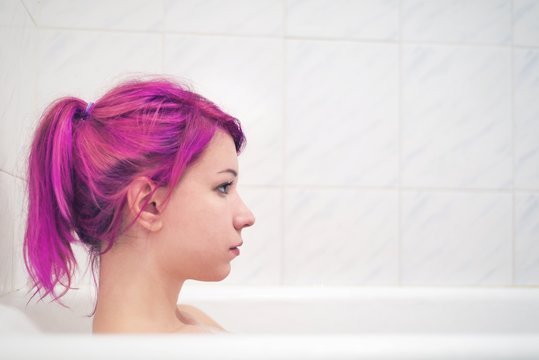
left=216, top=181, right=233, bottom=195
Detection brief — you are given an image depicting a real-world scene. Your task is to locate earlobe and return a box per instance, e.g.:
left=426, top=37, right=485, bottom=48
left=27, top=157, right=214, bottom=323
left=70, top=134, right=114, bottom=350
left=140, top=201, right=163, bottom=232
left=146, top=215, right=163, bottom=232
left=126, top=177, right=164, bottom=232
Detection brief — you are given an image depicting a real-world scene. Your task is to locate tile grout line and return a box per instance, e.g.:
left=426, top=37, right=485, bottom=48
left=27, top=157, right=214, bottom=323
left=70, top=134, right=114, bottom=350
left=18, top=0, right=37, bottom=27
left=280, top=0, right=287, bottom=287
left=240, top=183, right=539, bottom=193
left=29, top=26, right=539, bottom=50
left=398, top=0, right=403, bottom=287
left=511, top=0, right=517, bottom=287
left=0, top=168, right=25, bottom=182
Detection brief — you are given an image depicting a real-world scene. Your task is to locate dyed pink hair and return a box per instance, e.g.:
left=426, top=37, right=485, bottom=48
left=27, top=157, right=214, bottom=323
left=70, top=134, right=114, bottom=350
left=23, top=76, right=245, bottom=307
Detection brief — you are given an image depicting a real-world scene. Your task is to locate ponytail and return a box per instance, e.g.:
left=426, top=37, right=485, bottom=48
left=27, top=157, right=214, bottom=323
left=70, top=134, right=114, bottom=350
left=24, top=97, right=86, bottom=304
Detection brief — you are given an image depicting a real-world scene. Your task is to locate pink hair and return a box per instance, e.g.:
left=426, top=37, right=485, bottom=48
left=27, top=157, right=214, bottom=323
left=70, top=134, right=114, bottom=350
left=23, top=76, right=245, bottom=309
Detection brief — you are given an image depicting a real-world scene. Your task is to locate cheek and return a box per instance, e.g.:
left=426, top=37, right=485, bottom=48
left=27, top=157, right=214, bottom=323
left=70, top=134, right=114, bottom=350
left=158, top=203, right=233, bottom=281
left=162, top=195, right=228, bottom=250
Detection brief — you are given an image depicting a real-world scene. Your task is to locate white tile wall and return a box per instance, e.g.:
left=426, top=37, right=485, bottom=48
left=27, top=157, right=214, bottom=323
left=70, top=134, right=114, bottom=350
left=36, top=29, right=162, bottom=111
left=514, top=0, right=539, bottom=47
left=0, top=172, right=15, bottom=294
left=11, top=174, right=27, bottom=291
left=515, top=48, right=539, bottom=189
left=402, top=0, right=512, bottom=44
left=1, top=0, right=35, bottom=296
left=22, top=0, right=164, bottom=31
left=163, top=0, right=283, bottom=36
left=401, top=45, right=512, bottom=189
left=0, top=0, right=36, bottom=179
left=284, top=189, right=399, bottom=285
left=1, top=0, right=539, bottom=294
left=286, top=40, right=399, bottom=186
left=0, top=171, right=27, bottom=294
left=286, top=0, right=399, bottom=40
left=0, top=0, right=29, bottom=26
left=515, top=192, right=539, bottom=285
left=401, top=191, right=513, bottom=285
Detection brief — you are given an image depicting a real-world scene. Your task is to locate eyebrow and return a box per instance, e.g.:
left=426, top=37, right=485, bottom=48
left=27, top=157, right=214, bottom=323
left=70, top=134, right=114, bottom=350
left=218, top=169, right=238, bottom=177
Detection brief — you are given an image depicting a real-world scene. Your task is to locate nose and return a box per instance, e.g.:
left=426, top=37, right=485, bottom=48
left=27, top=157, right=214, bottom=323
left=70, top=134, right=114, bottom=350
left=234, top=196, right=255, bottom=231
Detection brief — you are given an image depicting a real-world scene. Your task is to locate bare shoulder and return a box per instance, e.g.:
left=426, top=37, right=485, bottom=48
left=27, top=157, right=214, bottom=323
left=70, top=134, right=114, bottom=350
left=177, top=304, right=226, bottom=331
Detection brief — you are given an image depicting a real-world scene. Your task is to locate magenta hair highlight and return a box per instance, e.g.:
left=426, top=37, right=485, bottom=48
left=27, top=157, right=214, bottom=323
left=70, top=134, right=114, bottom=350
left=23, top=76, right=245, bottom=309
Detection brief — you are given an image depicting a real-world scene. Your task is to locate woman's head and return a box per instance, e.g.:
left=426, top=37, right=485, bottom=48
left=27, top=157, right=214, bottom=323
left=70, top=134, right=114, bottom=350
left=120, top=128, right=255, bottom=284
left=23, top=76, right=254, bottom=305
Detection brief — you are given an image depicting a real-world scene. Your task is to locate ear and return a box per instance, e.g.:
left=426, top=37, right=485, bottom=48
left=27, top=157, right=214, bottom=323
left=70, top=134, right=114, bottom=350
left=126, top=176, right=165, bottom=232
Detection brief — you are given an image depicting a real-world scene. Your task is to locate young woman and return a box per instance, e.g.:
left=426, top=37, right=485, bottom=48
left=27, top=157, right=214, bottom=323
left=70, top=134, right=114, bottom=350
left=23, top=76, right=255, bottom=333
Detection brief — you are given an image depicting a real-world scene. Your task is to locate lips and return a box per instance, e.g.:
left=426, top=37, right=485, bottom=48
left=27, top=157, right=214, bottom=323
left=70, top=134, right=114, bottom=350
left=229, top=241, right=243, bottom=250
left=229, top=242, right=242, bottom=257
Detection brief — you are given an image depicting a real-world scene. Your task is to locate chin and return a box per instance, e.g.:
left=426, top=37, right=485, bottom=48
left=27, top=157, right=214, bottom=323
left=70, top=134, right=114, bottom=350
left=195, top=264, right=231, bottom=282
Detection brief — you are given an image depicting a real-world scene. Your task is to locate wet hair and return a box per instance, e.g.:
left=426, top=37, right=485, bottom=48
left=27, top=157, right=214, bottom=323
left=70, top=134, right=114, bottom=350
left=23, top=75, right=245, bottom=310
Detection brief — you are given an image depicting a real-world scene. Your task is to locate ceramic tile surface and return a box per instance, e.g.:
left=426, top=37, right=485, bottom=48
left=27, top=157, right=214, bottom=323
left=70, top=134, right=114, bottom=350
left=515, top=48, right=539, bottom=189
left=164, top=0, right=283, bottom=36
left=515, top=192, right=539, bottom=285
left=0, top=1, right=36, bottom=178
left=401, top=191, right=512, bottom=285
left=286, top=40, right=399, bottom=186
left=401, top=45, right=512, bottom=189
left=284, top=189, right=399, bottom=285
left=402, top=0, right=512, bottom=44
left=22, top=0, right=163, bottom=31
left=514, top=0, right=539, bottom=47
left=287, top=0, right=399, bottom=40
left=36, top=29, right=162, bottom=111
left=0, top=172, right=27, bottom=294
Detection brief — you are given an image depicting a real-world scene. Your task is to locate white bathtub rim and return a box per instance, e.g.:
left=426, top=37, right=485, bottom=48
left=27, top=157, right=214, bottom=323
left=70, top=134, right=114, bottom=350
left=6, top=284, right=539, bottom=302
left=2, top=333, right=539, bottom=360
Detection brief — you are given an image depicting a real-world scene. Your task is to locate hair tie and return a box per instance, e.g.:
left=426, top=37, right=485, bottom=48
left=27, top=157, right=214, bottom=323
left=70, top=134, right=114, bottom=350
left=84, top=102, right=95, bottom=119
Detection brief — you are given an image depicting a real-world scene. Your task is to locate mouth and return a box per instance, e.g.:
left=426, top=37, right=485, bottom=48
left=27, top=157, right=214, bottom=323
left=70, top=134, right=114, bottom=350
left=229, top=241, right=243, bottom=250
left=229, top=242, right=243, bottom=256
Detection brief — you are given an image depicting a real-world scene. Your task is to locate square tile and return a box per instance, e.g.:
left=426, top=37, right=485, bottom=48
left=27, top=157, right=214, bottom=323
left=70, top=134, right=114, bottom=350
left=401, top=191, right=512, bottom=285
left=401, top=45, right=512, bottom=189
left=286, top=40, right=399, bottom=186
left=284, top=188, right=399, bottom=285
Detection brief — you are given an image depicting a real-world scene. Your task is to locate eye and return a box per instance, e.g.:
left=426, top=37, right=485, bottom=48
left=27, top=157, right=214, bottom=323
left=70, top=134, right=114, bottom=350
left=216, top=181, right=233, bottom=195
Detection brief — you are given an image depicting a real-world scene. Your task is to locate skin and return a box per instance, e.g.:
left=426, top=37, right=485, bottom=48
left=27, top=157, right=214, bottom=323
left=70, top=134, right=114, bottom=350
left=92, top=129, right=255, bottom=334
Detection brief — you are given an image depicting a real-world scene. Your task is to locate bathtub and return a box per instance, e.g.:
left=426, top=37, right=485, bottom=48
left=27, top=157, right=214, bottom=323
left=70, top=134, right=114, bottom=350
left=1, top=284, right=539, bottom=359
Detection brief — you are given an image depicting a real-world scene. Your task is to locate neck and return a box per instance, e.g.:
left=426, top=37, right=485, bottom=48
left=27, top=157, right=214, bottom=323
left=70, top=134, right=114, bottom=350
left=92, top=235, right=185, bottom=333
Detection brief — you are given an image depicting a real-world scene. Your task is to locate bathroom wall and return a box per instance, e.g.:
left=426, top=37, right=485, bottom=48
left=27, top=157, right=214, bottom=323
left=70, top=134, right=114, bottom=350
left=1, top=0, right=538, bottom=296
left=0, top=0, right=36, bottom=294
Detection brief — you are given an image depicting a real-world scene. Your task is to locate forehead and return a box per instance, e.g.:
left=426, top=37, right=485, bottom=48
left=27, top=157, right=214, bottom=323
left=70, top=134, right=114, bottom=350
left=186, top=129, right=238, bottom=175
